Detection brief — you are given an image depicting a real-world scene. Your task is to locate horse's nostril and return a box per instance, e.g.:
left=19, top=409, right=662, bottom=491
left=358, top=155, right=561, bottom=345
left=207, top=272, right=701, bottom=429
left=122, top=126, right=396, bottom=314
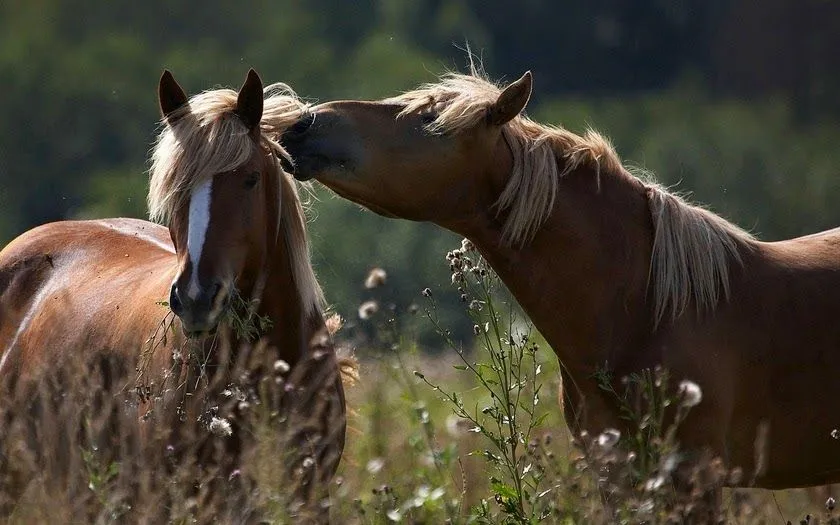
left=169, top=284, right=183, bottom=315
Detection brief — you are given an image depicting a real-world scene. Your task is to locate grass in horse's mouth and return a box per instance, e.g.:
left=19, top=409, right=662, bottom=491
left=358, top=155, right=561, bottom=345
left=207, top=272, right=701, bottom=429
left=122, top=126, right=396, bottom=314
left=179, top=289, right=271, bottom=340
left=185, top=325, right=218, bottom=339
left=223, top=289, right=274, bottom=342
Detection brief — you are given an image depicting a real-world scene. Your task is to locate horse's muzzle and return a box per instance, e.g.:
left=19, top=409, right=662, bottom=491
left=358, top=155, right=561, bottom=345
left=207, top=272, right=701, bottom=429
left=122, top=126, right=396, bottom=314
left=170, top=281, right=227, bottom=336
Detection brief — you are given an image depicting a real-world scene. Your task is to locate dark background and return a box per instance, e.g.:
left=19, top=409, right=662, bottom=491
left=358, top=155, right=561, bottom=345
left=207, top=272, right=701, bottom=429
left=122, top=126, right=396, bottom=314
left=1, top=0, right=838, bottom=341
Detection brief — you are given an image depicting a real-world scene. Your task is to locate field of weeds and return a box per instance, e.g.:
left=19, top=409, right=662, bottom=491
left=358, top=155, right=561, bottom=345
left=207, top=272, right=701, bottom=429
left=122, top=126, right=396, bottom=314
left=1, top=239, right=836, bottom=524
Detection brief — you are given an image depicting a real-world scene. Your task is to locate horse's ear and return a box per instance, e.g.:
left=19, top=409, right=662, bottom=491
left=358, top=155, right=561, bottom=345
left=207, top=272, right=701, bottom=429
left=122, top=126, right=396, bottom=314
left=235, top=68, right=264, bottom=132
left=487, top=71, right=532, bottom=126
left=158, top=70, right=189, bottom=124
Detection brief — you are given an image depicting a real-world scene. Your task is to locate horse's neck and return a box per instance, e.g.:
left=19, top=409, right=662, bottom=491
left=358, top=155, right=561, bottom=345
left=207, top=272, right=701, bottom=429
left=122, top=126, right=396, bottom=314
left=461, top=166, right=655, bottom=378
left=252, top=240, right=322, bottom=369
left=258, top=171, right=323, bottom=367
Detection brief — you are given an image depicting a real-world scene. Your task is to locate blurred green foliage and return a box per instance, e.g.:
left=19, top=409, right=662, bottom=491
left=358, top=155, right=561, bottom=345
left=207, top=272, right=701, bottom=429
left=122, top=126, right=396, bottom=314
left=1, top=0, right=838, bottom=342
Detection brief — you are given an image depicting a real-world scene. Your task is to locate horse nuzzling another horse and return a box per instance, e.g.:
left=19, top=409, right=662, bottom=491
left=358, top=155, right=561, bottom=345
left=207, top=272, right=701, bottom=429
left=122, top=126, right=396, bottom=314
left=0, top=68, right=349, bottom=522
left=282, top=65, right=840, bottom=493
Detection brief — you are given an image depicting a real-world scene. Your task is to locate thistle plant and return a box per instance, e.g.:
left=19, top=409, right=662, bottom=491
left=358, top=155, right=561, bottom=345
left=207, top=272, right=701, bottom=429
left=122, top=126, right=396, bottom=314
left=346, top=266, right=463, bottom=524
left=417, top=239, right=555, bottom=524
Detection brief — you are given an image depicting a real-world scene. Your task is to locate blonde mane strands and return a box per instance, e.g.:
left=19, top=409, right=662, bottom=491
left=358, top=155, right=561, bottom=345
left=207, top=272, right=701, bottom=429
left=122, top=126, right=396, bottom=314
left=647, top=186, right=753, bottom=325
left=148, top=83, right=306, bottom=223
left=148, top=82, right=323, bottom=314
left=391, top=69, right=755, bottom=322
left=278, top=165, right=325, bottom=314
left=390, top=72, right=621, bottom=248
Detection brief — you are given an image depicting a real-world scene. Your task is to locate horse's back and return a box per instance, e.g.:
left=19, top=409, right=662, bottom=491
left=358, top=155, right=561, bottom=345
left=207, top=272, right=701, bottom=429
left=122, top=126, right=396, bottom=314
left=0, top=219, right=177, bottom=380
left=687, top=234, right=840, bottom=487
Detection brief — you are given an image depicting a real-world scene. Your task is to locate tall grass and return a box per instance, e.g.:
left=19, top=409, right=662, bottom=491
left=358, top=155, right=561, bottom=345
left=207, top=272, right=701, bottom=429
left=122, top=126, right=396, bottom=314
left=0, top=240, right=837, bottom=523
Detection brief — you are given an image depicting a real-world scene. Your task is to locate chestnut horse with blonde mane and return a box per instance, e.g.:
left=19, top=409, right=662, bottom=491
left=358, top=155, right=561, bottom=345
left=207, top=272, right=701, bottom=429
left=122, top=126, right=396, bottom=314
left=0, top=69, right=345, bottom=521
left=282, top=68, right=840, bottom=491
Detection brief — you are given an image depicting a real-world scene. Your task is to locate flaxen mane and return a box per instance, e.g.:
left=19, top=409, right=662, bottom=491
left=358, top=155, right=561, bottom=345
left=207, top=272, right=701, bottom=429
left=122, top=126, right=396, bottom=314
left=147, top=83, right=324, bottom=314
left=390, top=71, right=755, bottom=325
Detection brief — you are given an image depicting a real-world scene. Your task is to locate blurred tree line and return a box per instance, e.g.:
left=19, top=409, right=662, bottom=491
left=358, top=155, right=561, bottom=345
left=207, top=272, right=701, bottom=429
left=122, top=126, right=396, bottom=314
left=1, top=0, right=838, bottom=344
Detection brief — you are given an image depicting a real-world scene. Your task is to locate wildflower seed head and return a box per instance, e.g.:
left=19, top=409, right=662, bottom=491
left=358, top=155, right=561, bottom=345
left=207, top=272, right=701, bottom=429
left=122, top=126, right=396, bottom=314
left=460, top=293, right=468, bottom=302
left=451, top=271, right=464, bottom=284
left=473, top=324, right=481, bottom=336
left=366, top=458, right=384, bottom=474
left=644, top=475, right=665, bottom=492
left=209, top=416, right=232, bottom=437
left=677, top=380, right=703, bottom=407
left=596, top=428, right=621, bottom=450
left=461, top=238, right=475, bottom=252
left=364, top=267, right=388, bottom=289
left=273, top=359, right=290, bottom=374
left=828, top=497, right=836, bottom=512
left=325, top=313, right=344, bottom=335
left=358, top=300, right=379, bottom=320
left=469, top=300, right=483, bottom=311
left=662, top=452, right=680, bottom=475
left=832, top=428, right=839, bottom=440
left=421, top=287, right=432, bottom=298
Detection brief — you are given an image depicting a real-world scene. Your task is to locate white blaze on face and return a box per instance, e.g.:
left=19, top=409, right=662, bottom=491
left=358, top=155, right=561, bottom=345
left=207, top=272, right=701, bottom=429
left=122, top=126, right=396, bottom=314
left=186, top=178, right=213, bottom=300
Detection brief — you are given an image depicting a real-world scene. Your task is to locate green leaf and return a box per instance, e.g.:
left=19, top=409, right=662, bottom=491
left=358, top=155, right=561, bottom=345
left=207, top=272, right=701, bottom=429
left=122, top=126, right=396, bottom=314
left=490, top=481, right=519, bottom=500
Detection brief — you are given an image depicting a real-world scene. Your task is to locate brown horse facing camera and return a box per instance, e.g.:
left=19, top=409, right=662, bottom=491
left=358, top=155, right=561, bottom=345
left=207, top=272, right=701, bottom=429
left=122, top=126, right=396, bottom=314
left=282, top=68, right=840, bottom=491
left=0, top=70, right=345, bottom=521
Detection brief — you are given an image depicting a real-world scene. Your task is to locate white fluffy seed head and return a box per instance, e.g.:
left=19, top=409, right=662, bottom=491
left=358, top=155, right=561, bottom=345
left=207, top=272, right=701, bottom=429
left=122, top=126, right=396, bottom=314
left=209, top=416, right=233, bottom=437
left=677, top=380, right=703, bottom=408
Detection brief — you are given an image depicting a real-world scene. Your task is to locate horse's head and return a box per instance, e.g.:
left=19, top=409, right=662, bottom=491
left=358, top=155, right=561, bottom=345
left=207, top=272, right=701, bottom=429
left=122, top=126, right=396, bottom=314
left=282, top=71, right=533, bottom=225
left=153, top=69, right=281, bottom=336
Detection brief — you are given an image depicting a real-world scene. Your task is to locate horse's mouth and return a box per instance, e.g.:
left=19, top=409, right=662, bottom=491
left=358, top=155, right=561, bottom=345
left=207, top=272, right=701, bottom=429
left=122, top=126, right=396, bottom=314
left=183, top=324, right=219, bottom=339
left=177, top=289, right=233, bottom=338
left=181, top=311, right=225, bottom=338
left=291, top=153, right=354, bottom=182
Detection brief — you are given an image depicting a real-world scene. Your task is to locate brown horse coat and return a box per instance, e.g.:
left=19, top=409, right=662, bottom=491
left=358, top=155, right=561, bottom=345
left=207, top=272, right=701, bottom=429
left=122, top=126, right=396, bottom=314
left=0, top=70, right=346, bottom=521
left=282, top=68, right=840, bottom=489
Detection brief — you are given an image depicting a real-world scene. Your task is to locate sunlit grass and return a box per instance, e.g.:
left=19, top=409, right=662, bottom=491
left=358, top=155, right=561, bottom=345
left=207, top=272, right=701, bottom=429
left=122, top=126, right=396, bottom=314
left=0, top=243, right=836, bottom=523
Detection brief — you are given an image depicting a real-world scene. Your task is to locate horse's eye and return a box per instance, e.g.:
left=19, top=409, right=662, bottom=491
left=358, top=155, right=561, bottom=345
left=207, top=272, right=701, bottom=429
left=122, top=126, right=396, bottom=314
left=245, top=171, right=260, bottom=189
